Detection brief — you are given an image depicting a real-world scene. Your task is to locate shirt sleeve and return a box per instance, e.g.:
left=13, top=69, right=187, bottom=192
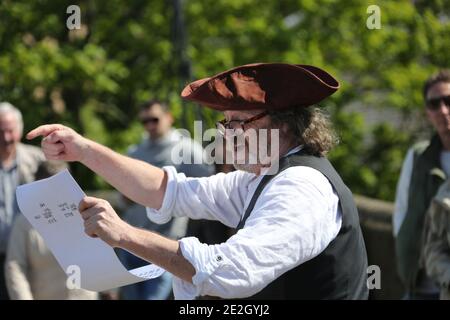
left=393, top=148, right=414, bottom=237
left=146, top=166, right=252, bottom=227
left=171, top=166, right=342, bottom=299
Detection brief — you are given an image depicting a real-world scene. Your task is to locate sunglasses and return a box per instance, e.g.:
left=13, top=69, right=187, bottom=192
left=140, top=117, right=159, bottom=124
left=426, top=95, right=450, bottom=111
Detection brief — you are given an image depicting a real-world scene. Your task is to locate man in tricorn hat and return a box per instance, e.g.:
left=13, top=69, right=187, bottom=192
left=27, top=63, right=368, bottom=299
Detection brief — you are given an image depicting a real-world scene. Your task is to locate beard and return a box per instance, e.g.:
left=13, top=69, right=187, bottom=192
left=224, top=128, right=280, bottom=175
left=233, top=162, right=261, bottom=174
left=231, top=141, right=265, bottom=175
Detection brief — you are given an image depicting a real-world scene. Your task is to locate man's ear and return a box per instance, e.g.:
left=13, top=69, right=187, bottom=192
left=167, top=112, right=174, bottom=125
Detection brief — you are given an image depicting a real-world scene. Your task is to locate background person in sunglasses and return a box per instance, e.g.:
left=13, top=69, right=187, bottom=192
left=26, top=63, right=368, bottom=299
left=394, top=69, right=450, bottom=300
left=117, top=99, right=213, bottom=300
left=133, top=99, right=213, bottom=178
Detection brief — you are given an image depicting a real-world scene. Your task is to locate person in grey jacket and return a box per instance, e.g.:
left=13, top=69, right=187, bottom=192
left=0, top=102, right=45, bottom=300
left=118, top=100, right=212, bottom=299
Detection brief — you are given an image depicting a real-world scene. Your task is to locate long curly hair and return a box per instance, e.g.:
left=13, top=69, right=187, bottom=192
left=269, top=106, right=338, bottom=156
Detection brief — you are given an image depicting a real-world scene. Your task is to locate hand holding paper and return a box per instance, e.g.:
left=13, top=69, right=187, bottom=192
left=79, top=196, right=131, bottom=247
left=16, top=170, right=165, bottom=292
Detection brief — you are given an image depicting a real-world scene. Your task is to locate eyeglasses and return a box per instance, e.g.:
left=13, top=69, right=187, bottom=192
left=140, top=117, right=159, bottom=125
left=426, top=95, right=450, bottom=111
left=216, top=111, right=269, bottom=137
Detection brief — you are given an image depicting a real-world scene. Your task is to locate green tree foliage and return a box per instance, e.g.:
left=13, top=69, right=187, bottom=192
left=0, top=0, right=449, bottom=200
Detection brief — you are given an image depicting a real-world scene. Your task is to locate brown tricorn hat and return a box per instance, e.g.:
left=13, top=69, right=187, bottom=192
left=181, top=63, right=339, bottom=111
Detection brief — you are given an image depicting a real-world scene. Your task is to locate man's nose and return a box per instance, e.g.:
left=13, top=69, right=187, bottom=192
left=1, top=132, right=12, bottom=142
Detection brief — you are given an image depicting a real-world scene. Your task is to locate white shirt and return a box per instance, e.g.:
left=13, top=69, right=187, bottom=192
left=393, top=148, right=450, bottom=236
left=393, top=148, right=414, bottom=237
left=147, top=159, right=342, bottom=299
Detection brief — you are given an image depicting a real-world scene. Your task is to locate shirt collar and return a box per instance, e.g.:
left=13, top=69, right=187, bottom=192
left=285, top=145, right=303, bottom=157
left=258, top=145, right=303, bottom=176
left=0, top=159, right=18, bottom=172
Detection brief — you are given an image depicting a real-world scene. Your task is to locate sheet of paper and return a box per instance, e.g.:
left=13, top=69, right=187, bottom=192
left=16, top=169, right=165, bottom=292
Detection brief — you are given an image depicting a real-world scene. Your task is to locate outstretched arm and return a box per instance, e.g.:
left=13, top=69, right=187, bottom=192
left=27, top=124, right=167, bottom=209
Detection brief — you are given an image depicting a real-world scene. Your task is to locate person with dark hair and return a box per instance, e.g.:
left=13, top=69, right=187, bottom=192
left=27, top=63, right=368, bottom=299
left=119, top=99, right=212, bottom=300
left=131, top=99, right=212, bottom=177
left=394, top=69, right=450, bottom=299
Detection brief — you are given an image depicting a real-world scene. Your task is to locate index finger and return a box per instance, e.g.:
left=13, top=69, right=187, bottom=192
left=26, top=124, right=66, bottom=140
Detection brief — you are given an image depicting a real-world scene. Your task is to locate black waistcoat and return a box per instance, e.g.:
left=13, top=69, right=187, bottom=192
left=235, top=151, right=369, bottom=299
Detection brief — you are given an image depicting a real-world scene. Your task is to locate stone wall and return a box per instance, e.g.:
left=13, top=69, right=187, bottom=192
left=355, top=195, right=403, bottom=299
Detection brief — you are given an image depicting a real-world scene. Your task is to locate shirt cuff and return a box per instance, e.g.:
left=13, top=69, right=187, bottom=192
left=146, top=166, right=178, bottom=224
left=172, top=237, right=224, bottom=299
